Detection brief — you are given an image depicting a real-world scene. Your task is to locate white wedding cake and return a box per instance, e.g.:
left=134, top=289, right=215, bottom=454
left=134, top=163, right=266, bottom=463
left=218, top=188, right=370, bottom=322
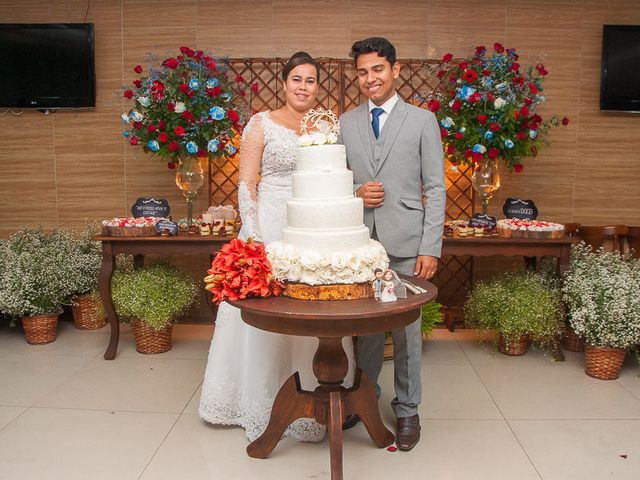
left=266, top=109, right=388, bottom=299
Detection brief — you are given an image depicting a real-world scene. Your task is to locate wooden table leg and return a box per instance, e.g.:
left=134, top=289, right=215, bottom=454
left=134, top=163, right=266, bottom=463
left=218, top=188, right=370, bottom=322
left=328, top=391, right=344, bottom=480
left=98, top=242, right=119, bottom=360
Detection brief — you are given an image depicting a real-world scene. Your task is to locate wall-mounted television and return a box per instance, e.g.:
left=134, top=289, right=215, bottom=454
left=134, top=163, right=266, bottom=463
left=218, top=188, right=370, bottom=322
left=600, top=24, right=640, bottom=113
left=0, top=23, right=95, bottom=109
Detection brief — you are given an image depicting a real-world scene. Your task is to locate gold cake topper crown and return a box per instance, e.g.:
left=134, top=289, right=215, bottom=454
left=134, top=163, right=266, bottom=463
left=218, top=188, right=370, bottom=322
left=300, top=108, right=340, bottom=136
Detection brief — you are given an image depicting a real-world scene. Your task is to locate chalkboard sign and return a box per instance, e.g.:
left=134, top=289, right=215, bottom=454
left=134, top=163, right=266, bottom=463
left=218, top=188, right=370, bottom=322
left=155, top=219, right=178, bottom=235
left=469, top=213, right=497, bottom=230
left=131, top=198, right=171, bottom=218
left=502, top=198, right=538, bottom=220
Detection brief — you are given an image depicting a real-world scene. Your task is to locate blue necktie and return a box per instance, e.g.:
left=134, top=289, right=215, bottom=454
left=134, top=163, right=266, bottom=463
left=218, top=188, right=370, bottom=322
left=371, top=107, right=385, bottom=139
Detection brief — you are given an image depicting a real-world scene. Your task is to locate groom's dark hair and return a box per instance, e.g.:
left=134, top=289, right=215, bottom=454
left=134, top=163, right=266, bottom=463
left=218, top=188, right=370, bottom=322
left=282, top=51, right=320, bottom=81
left=350, top=37, right=397, bottom=66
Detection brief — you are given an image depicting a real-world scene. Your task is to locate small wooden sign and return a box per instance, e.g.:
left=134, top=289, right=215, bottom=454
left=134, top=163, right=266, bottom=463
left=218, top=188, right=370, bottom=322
left=155, top=219, right=178, bottom=235
left=131, top=198, right=171, bottom=218
left=502, top=198, right=538, bottom=220
left=469, top=213, right=497, bottom=230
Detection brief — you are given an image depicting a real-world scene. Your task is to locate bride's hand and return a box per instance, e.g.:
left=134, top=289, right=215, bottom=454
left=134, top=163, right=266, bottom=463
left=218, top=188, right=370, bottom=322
left=356, top=181, right=384, bottom=208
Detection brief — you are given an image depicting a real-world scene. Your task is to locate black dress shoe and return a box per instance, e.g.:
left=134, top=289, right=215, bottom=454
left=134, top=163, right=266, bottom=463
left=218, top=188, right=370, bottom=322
left=342, top=414, right=361, bottom=430
left=396, top=415, right=420, bottom=451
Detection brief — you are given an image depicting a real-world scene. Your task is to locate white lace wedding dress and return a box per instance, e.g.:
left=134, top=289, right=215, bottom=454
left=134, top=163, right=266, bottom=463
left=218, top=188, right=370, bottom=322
left=199, top=111, right=355, bottom=442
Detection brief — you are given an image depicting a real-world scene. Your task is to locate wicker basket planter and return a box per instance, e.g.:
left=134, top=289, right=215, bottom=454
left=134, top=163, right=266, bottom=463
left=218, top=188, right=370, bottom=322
left=21, top=312, right=60, bottom=345
left=131, top=320, right=173, bottom=355
left=561, top=325, right=584, bottom=352
left=71, top=294, right=107, bottom=330
left=584, top=344, right=626, bottom=380
left=498, top=334, right=529, bottom=356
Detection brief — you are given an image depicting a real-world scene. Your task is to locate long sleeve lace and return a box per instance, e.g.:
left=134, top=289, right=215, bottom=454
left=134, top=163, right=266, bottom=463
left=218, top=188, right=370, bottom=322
left=237, top=114, right=265, bottom=242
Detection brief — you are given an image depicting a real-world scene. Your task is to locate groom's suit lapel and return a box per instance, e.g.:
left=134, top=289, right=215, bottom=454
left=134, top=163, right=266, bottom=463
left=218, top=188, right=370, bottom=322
left=374, top=99, right=408, bottom=176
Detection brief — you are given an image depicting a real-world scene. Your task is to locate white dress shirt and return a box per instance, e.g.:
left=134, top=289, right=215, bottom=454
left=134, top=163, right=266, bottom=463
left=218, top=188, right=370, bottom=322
left=368, top=93, right=399, bottom=135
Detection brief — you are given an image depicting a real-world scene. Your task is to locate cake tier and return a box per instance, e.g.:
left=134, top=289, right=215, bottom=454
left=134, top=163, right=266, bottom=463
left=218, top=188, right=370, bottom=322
left=281, top=225, right=370, bottom=251
left=291, top=170, right=354, bottom=200
left=295, top=144, right=346, bottom=172
left=283, top=282, right=373, bottom=301
left=266, top=239, right=389, bottom=286
left=287, top=197, right=363, bottom=229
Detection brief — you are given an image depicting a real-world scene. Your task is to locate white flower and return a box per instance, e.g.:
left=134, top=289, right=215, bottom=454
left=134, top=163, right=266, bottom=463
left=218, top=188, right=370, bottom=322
left=311, top=132, right=327, bottom=145
left=325, top=132, right=338, bottom=144
left=174, top=102, right=186, bottom=113
left=494, top=98, right=507, bottom=109
left=297, top=134, right=313, bottom=147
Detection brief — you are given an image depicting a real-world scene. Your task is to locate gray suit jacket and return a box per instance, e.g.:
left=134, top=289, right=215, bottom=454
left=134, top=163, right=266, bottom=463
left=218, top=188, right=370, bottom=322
left=339, top=98, right=446, bottom=258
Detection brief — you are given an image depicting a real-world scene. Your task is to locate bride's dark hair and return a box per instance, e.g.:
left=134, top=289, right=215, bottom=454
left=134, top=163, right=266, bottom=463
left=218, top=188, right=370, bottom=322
left=282, top=51, right=320, bottom=81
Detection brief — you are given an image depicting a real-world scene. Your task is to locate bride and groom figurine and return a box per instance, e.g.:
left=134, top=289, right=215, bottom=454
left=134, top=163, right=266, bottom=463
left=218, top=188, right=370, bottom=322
left=199, top=37, right=445, bottom=453
left=372, top=268, right=407, bottom=302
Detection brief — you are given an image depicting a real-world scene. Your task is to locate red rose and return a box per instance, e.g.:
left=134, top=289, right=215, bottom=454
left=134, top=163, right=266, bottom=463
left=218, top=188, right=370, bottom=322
left=530, top=122, right=539, bottom=130
left=472, top=152, right=483, bottom=163
left=512, top=76, right=524, bottom=87
left=489, top=122, right=500, bottom=132
left=182, top=110, right=195, bottom=122
left=439, top=127, right=449, bottom=138
left=251, top=82, right=259, bottom=93
left=180, top=46, right=195, bottom=57
left=482, top=69, right=491, bottom=76
left=133, top=65, right=143, bottom=74
left=487, top=93, right=495, bottom=102
left=169, top=141, right=180, bottom=152
left=520, top=106, right=530, bottom=116
left=458, top=61, right=468, bottom=70
left=469, top=92, right=481, bottom=103
left=522, top=119, right=529, bottom=128
left=179, top=83, right=189, bottom=93
left=187, top=91, right=195, bottom=98
left=207, top=60, right=216, bottom=71
left=516, top=131, right=526, bottom=140
left=464, top=149, right=472, bottom=159
left=451, top=99, right=462, bottom=112
left=474, top=45, right=486, bottom=56
left=487, top=147, right=499, bottom=159
left=123, top=89, right=134, bottom=99
left=477, top=115, right=488, bottom=124
left=163, top=57, right=179, bottom=69
left=208, top=86, right=222, bottom=97
left=239, top=89, right=246, bottom=97
left=174, top=125, right=185, bottom=136
left=528, top=83, right=538, bottom=94
left=462, top=69, right=478, bottom=83
left=493, top=42, right=504, bottom=53
left=133, top=79, right=142, bottom=88
left=562, top=116, right=570, bottom=125
left=167, top=102, right=175, bottom=112
left=228, top=109, right=240, bottom=123
left=427, top=99, right=441, bottom=112
left=197, top=149, right=207, bottom=158
left=524, top=97, right=533, bottom=106
left=132, top=121, right=143, bottom=130
left=167, top=161, right=177, bottom=169
left=235, top=75, right=246, bottom=83
left=436, top=69, right=446, bottom=78
left=158, top=120, right=166, bottom=130
left=446, top=144, right=455, bottom=154
left=147, top=124, right=157, bottom=133
left=513, top=163, right=524, bottom=173
left=532, top=114, right=542, bottom=123
left=130, top=136, right=138, bottom=145
left=158, top=132, right=169, bottom=143
left=509, top=62, right=520, bottom=72
left=152, top=80, right=165, bottom=92
left=442, top=53, right=453, bottom=62
left=455, top=132, right=464, bottom=139
left=535, top=63, right=548, bottom=76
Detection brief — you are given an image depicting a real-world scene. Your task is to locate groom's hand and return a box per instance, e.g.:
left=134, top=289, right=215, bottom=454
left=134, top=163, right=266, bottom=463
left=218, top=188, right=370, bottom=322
left=356, top=181, right=385, bottom=208
left=414, top=255, right=438, bottom=279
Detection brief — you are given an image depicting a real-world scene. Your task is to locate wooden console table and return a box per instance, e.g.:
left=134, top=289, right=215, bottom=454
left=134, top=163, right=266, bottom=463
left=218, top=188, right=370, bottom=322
left=229, top=275, right=437, bottom=480
left=94, top=234, right=234, bottom=360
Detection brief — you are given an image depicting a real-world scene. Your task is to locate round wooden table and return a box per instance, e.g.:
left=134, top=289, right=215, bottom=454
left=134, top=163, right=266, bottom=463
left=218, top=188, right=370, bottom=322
left=228, top=275, right=437, bottom=480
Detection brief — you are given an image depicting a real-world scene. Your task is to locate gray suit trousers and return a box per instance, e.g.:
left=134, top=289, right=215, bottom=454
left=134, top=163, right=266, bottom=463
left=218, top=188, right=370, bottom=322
left=357, top=255, right=422, bottom=418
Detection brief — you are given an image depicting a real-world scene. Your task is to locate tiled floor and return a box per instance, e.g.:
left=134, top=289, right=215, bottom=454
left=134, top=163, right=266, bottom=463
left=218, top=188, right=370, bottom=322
left=1, top=322, right=640, bottom=480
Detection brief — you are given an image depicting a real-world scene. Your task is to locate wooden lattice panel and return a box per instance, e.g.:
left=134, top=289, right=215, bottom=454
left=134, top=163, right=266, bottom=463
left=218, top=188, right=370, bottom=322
left=210, top=58, right=473, bottom=306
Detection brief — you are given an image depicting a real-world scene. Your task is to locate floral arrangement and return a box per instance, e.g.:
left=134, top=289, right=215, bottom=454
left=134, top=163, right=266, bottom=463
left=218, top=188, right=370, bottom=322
left=68, top=225, right=102, bottom=296
left=204, top=239, right=284, bottom=304
left=426, top=43, right=569, bottom=172
left=563, top=243, right=640, bottom=348
left=111, top=263, right=197, bottom=330
left=465, top=271, right=563, bottom=345
left=121, top=46, right=252, bottom=169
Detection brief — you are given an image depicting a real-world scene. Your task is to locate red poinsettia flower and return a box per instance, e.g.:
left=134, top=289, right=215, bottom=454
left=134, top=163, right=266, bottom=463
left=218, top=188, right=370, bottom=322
left=461, top=69, right=478, bottom=83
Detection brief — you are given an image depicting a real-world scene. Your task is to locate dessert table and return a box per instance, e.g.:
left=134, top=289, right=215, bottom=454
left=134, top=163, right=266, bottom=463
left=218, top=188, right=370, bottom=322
left=228, top=275, right=437, bottom=480
left=94, top=233, right=234, bottom=360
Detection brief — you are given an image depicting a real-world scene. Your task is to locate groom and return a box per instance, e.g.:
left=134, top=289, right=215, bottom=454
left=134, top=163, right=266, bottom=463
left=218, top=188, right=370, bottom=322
left=339, top=37, right=446, bottom=451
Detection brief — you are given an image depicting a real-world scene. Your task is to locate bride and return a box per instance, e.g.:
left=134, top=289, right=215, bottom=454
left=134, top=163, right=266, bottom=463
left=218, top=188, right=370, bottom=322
left=199, top=52, right=355, bottom=442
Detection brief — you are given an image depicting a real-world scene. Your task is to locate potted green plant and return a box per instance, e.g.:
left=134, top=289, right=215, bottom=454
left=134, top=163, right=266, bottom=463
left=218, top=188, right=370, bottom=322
left=563, top=243, right=640, bottom=379
left=384, top=302, right=443, bottom=359
left=464, top=271, right=563, bottom=356
left=68, top=225, right=106, bottom=330
left=0, top=228, right=77, bottom=344
left=111, top=263, right=197, bottom=354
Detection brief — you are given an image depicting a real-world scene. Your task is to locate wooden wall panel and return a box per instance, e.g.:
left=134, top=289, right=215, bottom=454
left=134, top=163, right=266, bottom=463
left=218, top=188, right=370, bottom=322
left=1, top=0, right=640, bottom=233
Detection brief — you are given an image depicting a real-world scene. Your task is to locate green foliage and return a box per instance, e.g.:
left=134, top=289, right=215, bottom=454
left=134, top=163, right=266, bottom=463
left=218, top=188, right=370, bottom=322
left=111, top=263, right=197, bottom=330
left=421, top=302, right=443, bottom=336
left=68, top=224, right=102, bottom=296
left=465, top=271, right=563, bottom=343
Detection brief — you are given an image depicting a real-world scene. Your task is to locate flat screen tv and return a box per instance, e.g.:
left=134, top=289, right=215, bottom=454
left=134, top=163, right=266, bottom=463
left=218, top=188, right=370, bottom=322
left=0, top=23, right=95, bottom=109
left=600, top=24, right=640, bottom=113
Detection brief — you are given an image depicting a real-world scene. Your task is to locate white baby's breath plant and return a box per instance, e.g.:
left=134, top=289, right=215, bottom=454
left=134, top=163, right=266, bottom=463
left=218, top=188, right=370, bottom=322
left=563, top=243, right=640, bottom=348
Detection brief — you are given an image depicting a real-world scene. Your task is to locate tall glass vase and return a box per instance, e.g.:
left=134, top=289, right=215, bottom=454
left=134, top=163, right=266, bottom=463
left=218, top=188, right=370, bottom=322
left=175, top=156, right=205, bottom=229
left=471, top=158, right=501, bottom=215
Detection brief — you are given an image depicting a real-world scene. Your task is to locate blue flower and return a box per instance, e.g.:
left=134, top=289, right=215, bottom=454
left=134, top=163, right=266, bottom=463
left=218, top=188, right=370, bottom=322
left=529, top=130, right=538, bottom=139
left=505, top=139, right=515, bottom=149
left=208, top=106, right=225, bottom=120
left=138, top=96, right=150, bottom=107
left=207, top=139, right=219, bottom=153
left=130, top=111, right=143, bottom=122
left=186, top=141, right=198, bottom=154
left=188, top=78, right=200, bottom=90
left=226, top=143, right=237, bottom=156
left=147, top=140, right=160, bottom=152
left=440, top=117, right=455, bottom=128
left=122, top=131, right=130, bottom=137
left=206, top=77, right=220, bottom=88
left=121, top=113, right=130, bottom=124
left=472, top=143, right=487, bottom=154
left=484, top=130, right=494, bottom=140
left=457, top=85, right=476, bottom=100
